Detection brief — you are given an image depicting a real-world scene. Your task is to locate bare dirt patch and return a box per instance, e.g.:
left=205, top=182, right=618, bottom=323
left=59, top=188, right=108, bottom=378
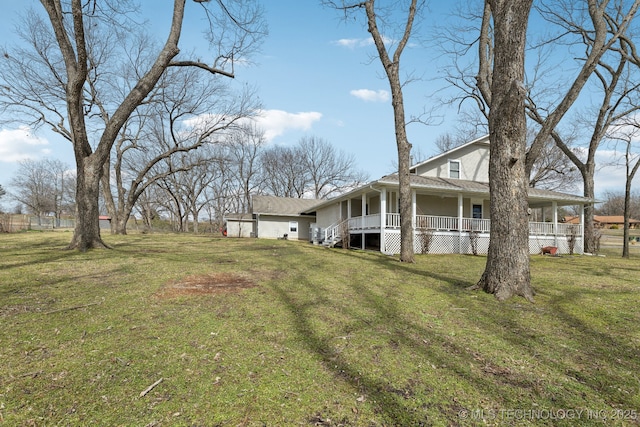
left=157, top=272, right=256, bottom=298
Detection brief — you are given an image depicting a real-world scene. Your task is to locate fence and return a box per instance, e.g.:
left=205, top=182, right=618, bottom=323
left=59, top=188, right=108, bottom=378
left=0, top=214, right=75, bottom=232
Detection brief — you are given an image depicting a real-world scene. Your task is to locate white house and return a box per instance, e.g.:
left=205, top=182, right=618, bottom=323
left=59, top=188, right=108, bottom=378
left=225, top=195, right=322, bottom=240
left=234, top=135, right=592, bottom=255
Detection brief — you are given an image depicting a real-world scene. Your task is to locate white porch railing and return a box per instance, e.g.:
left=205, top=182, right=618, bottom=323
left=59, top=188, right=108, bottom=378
left=348, top=213, right=381, bottom=230
left=346, top=213, right=582, bottom=236
left=323, top=220, right=345, bottom=244
left=462, top=218, right=491, bottom=233
left=528, top=221, right=582, bottom=236
left=323, top=214, right=384, bottom=244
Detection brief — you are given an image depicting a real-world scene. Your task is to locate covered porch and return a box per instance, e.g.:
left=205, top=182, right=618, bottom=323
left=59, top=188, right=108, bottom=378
left=319, top=186, right=586, bottom=255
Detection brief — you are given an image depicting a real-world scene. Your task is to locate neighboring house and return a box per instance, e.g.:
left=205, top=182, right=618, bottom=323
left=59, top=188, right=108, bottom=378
left=225, top=195, right=323, bottom=240
left=234, top=135, right=593, bottom=255
left=564, top=215, right=640, bottom=229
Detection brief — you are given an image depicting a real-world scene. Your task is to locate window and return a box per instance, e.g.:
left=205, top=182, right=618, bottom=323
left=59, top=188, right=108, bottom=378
left=289, top=221, right=298, bottom=233
left=449, top=160, right=460, bottom=179
left=472, top=204, right=482, bottom=219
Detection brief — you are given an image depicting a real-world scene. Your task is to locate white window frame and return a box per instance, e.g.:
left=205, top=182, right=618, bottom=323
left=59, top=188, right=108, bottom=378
left=449, top=159, right=461, bottom=179
left=289, top=221, right=298, bottom=233
left=472, top=204, right=483, bottom=219
left=471, top=198, right=483, bottom=219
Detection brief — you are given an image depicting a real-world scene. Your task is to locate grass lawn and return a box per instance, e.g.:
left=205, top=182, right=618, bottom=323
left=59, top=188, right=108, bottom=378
left=0, top=232, right=639, bottom=426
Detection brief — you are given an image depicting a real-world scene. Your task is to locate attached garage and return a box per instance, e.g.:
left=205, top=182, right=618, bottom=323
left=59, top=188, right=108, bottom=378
left=224, top=213, right=255, bottom=238
left=223, top=195, right=322, bottom=241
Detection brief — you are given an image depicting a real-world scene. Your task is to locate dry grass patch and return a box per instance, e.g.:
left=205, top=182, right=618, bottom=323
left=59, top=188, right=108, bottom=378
left=157, top=272, right=257, bottom=298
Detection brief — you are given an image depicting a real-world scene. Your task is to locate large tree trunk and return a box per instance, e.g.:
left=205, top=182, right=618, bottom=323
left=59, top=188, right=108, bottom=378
left=41, top=0, right=187, bottom=250
left=363, top=0, right=417, bottom=263
left=582, top=164, right=596, bottom=253
left=69, top=155, right=108, bottom=250
left=623, top=180, right=631, bottom=258
left=476, top=0, right=534, bottom=302
left=398, top=140, right=414, bottom=262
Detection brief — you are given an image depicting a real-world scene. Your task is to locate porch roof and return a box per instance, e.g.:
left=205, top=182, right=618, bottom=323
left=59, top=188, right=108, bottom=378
left=301, top=174, right=593, bottom=213
left=379, top=174, right=593, bottom=206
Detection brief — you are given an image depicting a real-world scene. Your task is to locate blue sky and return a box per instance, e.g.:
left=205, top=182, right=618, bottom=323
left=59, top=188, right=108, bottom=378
left=0, top=1, right=456, bottom=197
left=0, top=1, right=633, bottom=206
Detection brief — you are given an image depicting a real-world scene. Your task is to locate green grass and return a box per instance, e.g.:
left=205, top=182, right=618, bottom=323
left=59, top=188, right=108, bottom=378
left=0, top=233, right=639, bottom=426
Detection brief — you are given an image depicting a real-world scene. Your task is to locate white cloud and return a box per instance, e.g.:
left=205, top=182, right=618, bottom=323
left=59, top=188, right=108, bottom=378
left=332, top=38, right=373, bottom=49
left=253, top=109, right=322, bottom=141
left=592, top=148, right=640, bottom=196
left=350, top=89, right=389, bottom=103
left=0, top=126, right=51, bottom=163
left=332, top=35, right=394, bottom=49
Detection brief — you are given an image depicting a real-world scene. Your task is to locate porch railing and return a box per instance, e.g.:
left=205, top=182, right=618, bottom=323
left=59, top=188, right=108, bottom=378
left=348, top=213, right=381, bottom=230
left=348, top=213, right=582, bottom=236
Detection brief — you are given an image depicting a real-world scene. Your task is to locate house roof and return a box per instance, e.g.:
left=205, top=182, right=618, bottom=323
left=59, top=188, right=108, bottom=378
left=594, top=215, right=640, bottom=223
left=409, top=134, right=490, bottom=173
left=379, top=174, right=593, bottom=206
left=564, top=215, right=640, bottom=224
left=224, top=213, right=254, bottom=221
left=302, top=174, right=593, bottom=214
left=251, top=195, right=323, bottom=217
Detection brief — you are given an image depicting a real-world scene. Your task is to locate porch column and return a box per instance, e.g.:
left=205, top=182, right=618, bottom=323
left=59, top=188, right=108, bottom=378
left=552, top=201, right=558, bottom=247
left=362, top=193, right=366, bottom=250
left=339, top=200, right=343, bottom=221
left=347, top=198, right=352, bottom=219
left=458, top=193, right=464, bottom=254
left=380, top=188, right=387, bottom=253
left=411, top=190, right=417, bottom=228
left=579, top=204, right=585, bottom=253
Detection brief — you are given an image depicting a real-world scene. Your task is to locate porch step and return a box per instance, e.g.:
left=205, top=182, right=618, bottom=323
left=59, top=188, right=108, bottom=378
left=322, top=237, right=342, bottom=248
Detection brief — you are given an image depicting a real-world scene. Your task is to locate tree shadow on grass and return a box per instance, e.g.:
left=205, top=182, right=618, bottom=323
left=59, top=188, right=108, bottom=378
left=267, top=245, right=640, bottom=425
left=266, top=247, right=549, bottom=425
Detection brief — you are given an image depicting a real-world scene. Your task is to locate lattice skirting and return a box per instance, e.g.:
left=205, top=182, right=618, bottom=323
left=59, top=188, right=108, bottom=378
left=383, top=230, right=583, bottom=255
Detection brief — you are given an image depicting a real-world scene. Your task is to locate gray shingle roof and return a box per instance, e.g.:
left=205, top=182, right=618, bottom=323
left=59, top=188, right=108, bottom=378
left=378, top=174, right=490, bottom=193
left=251, top=195, right=323, bottom=216
left=377, top=173, right=593, bottom=205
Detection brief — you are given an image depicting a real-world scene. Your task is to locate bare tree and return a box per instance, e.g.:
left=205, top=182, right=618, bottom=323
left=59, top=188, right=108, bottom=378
left=325, top=0, right=423, bottom=262
left=434, top=133, right=465, bottom=154
left=101, top=65, right=258, bottom=235
left=596, top=189, right=640, bottom=218
left=299, top=136, right=369, bottom=199
left=260, top=145, right=309, bottom=198
left=622, top=137, right=640, bottom=258
left=463, top=0, right=640, bottom=300
left=0, top=0, right=265, bottom=250
left=203, top=153, right=241, bottom=224
left=225, top=124, right=267, bottom=211
left=149, top=143, right=228, bottom=233
left=443, top=0, right=640, bottom=259
left=134, top=186, right=162, bottom=231
left=525, top=2, right=640, bottom=252
left=9, top=159, right=73, bottom=223
left=527, top=134, right=581, bottom=192
left=258, top=137, right=367, bottom=199
left=607, top=119, right=640, bottom=258
left=46, top=159, right=76, bottom=226
left=176, top=153, right=219, bottom=234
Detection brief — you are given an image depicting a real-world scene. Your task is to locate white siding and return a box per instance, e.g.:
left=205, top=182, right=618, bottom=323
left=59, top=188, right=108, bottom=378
left=226, top=219, right=255, bottom=238
left=257, top=215, right=315, bottom=240
left=314, top=204, right=341, bottom=229
left=414, top=143, right=489, bottom=182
